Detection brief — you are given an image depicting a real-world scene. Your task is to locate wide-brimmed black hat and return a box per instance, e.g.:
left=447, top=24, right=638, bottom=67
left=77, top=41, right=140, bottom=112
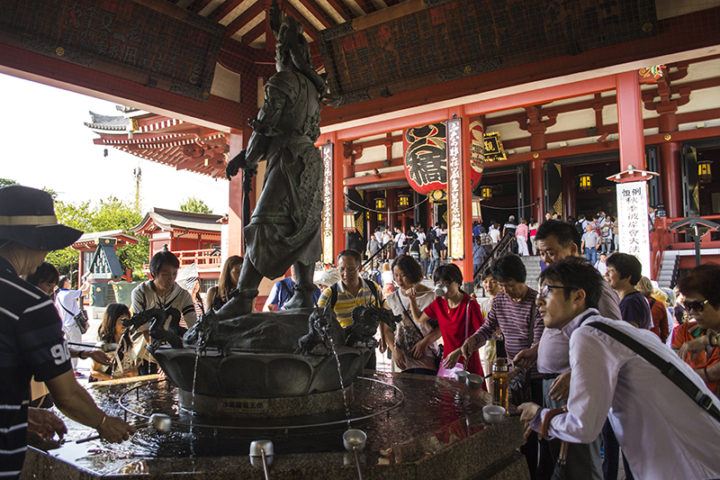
left=0, top=185, right=82, bottom=251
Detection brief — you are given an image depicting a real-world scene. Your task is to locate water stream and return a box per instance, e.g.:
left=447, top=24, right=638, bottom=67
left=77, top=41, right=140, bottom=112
left=324, top=334, right=352, bottom=428
left=188, top=346, right=201, bottom=458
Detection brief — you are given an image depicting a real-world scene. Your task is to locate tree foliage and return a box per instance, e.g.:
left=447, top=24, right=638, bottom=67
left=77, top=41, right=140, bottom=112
left=0, top=178, right=17, bottom=187
left=45, top=197, right=149, bottom=280
left=180, top=197, right=212, bottom=214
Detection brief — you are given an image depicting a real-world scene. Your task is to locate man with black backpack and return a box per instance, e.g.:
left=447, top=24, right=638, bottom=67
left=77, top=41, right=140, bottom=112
left=316, top=249, right=387, bottom=370
left=518, top=257, right=720, bottom=480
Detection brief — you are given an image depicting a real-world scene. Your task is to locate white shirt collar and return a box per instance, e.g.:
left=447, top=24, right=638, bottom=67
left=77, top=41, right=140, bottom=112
left=562, top=308, right=599, bottom=338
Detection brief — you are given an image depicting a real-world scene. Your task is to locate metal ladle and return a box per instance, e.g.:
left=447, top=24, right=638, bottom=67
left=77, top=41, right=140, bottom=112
left=75, top=413, right=172, bottom=444
left=343, top=429, right=367, bottom=480
left=249, top=439, right=274, bottom=480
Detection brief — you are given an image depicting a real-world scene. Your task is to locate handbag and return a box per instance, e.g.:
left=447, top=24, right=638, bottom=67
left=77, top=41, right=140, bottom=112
left=60, top=301, right=89, bottom=334
left=437, top=301, right=471, bottom=379
left=509, top=301, right=537, bottom=406
left=395, top=291, right=442, bottom=371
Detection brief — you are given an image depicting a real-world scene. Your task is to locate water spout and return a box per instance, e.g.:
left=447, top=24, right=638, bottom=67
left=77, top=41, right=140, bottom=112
left=343, top=429, right=367, bottom=480
left=249, top=440, right=274, bottom=480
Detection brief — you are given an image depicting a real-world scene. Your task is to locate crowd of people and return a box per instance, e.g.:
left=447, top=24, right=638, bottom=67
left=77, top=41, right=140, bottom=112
left=2, top=184, right=719, bottom=479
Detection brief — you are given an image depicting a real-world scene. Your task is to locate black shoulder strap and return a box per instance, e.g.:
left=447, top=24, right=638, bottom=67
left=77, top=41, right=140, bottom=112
left=330, top=283, right=339, bottom=309
left=364, top=279, right=381, bottom=307
left=588, top=321, right=720, bottom=424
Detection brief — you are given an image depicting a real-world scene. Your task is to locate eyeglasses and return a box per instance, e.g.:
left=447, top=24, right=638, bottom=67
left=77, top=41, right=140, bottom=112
left=537, top=284, right=575, bottom=300
left=681, top=299, right=710, bottom=312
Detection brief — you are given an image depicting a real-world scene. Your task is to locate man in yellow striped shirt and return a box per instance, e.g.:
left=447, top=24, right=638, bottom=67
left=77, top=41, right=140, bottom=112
left=317, top=249, right=386, bottom=369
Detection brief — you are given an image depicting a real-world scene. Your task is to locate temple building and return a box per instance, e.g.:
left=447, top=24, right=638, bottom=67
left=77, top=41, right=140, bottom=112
left=3, top=0, right=717, bottom=289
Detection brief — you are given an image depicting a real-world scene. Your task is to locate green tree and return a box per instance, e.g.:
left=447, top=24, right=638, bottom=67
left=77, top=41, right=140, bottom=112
left=0, top=178, right=17, bottom=187
left=46, top=197, right=148, bottom=280
left=180, top=197, right=212, bottom=214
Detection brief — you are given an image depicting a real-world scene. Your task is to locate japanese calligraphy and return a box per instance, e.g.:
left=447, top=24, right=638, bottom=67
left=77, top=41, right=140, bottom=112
left=447, top=118, right=464, bottom=260
left=321, top=144, right=334, bottom=264
left=616, top=181, right=651, bottom=277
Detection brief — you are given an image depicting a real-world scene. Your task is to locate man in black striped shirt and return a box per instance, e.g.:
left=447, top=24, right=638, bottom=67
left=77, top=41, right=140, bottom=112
left=0, top=185, right=134, bottom=479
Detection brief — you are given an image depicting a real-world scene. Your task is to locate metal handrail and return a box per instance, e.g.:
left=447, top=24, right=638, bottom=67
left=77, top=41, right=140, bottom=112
left=362, top=241, right=393, bottom=271
left=473, top=232, right=515, bottom=283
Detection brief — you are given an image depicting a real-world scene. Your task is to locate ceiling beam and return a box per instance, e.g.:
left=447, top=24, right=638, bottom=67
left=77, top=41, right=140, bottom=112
left=225, top=1, right=266, bottom=36
left=187, top=0, right=214, bottom=13
left=283, top=1, right=320, bottom=41
left=296, top=0, right=336, bottom=29
left=384, top=0, right=401, bottom=5
left=241, top=20, right=266, bottom=45
left=353, top=0, right=377, bottom=15
left=324, top=0, right=354, bottom=21
left=210, top=0, right=246, bottom=21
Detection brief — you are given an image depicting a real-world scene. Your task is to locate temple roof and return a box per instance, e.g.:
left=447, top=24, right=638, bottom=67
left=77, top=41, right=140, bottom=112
left=84, top=111, right=130, bottom=132
left=71, top=230, right=139, bottom=250
left=132, top=208, right=223, bottom=235
left=85, top=108, right=229, bottom=178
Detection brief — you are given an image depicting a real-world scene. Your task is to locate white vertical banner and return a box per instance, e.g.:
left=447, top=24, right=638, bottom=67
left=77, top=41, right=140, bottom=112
left=446, top=117, right=464, bottom=260
left=321, top=143, right=334, bottom=265
left=616, top=181, right=651, bottom=277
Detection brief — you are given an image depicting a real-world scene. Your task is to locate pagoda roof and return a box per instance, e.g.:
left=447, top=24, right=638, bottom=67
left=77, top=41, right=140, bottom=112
left=132, top=208, right=223, bottom=236
left=85, top=111, right=130, bottom=132
left=85, top=109, right=229, bottom=178
left=71, top=230, right=139, bottom=250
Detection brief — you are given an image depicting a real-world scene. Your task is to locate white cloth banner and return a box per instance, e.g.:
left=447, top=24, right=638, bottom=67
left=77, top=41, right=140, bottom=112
left=616, top=181, right=651, bottom=277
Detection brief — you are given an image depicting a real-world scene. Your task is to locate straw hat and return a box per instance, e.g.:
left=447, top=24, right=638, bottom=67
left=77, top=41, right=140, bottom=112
left=0, top=185, right=82, bottom=250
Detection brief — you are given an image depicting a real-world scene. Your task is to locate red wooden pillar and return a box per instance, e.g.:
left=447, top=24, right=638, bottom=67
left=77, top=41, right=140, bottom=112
left=531, top=158, right=545, bottom=221
left=446, top=106, right=474, bottom=285
left=616, top=72, right=647, bottom=170
left=658, top=114, right=682, bottom=218
left=332, top=132, right=345, bottom=261
left=460, top=112, right=474, bottom=284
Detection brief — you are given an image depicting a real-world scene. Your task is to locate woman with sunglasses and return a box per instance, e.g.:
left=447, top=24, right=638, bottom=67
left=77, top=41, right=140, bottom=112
left=408, top=263, right=484, bottom=376
left=672, top=264, right=720, bottom=396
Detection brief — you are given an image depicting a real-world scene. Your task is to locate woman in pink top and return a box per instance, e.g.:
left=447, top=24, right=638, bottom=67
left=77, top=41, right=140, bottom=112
left=515, top=218, right=529, bottom=256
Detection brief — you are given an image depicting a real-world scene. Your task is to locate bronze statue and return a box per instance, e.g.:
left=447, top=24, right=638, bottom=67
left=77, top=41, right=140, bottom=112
left=216, top=1, right=326, bottom=319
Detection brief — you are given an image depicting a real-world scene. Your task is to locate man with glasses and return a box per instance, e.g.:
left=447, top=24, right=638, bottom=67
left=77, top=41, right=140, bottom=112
left=533, top=220, right=621, bottom=480
left=672, top=264, right=720, bottom=396
left=519, top=257, right=720, bottom=480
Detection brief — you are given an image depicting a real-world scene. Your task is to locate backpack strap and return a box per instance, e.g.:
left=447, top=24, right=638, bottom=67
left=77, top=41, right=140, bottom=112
left=363, top=279, right=381, bottom=307
left=588, top=321, right=720, bottom=424
left=329, top=283, right=339, bottom=310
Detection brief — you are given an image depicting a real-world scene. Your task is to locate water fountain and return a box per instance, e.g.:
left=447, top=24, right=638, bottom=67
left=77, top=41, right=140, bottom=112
left=20, top=3, right=528, bottom=477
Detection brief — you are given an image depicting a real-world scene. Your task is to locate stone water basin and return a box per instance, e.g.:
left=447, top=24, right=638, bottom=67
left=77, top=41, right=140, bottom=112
left=22, top=373, right=529, bottom=480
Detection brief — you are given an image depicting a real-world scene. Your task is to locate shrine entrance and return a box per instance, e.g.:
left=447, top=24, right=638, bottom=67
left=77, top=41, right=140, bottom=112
left=550, top=153, right=621, bottom=220
left=476, top=164, right=531, bottom=225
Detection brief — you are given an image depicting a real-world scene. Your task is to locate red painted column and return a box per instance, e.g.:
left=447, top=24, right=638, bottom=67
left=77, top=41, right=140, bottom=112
left=461, top=113, right=474, bottom=284
left=616, top=72, right=647, bottom=170
left=658, top=114, right=682, bottom=218
left=332, top=132, right=345, bottom=261
left=531, top=158, right=545, bottom=221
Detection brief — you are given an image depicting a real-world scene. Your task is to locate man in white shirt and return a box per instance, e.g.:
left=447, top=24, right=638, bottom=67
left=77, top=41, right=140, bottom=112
left=519, top=258, right=720, bottom=480
left=393, top=226, right=406, bottom=257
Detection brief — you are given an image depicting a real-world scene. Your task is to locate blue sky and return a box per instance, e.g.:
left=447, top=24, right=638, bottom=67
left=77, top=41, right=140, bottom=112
left=0, top=73, right=229, bottom=214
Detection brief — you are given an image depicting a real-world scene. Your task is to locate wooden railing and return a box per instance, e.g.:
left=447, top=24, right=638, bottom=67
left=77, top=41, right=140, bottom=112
left=143, top=248, right=222, bottom=273
left=176, top=249, right=222, bottom=269
left=650, top=215, right=720, bottom=279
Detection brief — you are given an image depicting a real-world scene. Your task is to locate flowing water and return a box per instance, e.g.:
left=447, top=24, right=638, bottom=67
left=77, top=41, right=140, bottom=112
left=324, top=334, right=352, bottom=428
left=188, top=346, right=202, bottom=458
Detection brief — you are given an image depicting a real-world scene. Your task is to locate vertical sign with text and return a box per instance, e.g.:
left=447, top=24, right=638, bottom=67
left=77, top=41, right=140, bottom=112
left=447, top=118, right=464, bottom=260
left=617, top=181, right=651, bottom=277
left=321, top=143, right=334, bottom=264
